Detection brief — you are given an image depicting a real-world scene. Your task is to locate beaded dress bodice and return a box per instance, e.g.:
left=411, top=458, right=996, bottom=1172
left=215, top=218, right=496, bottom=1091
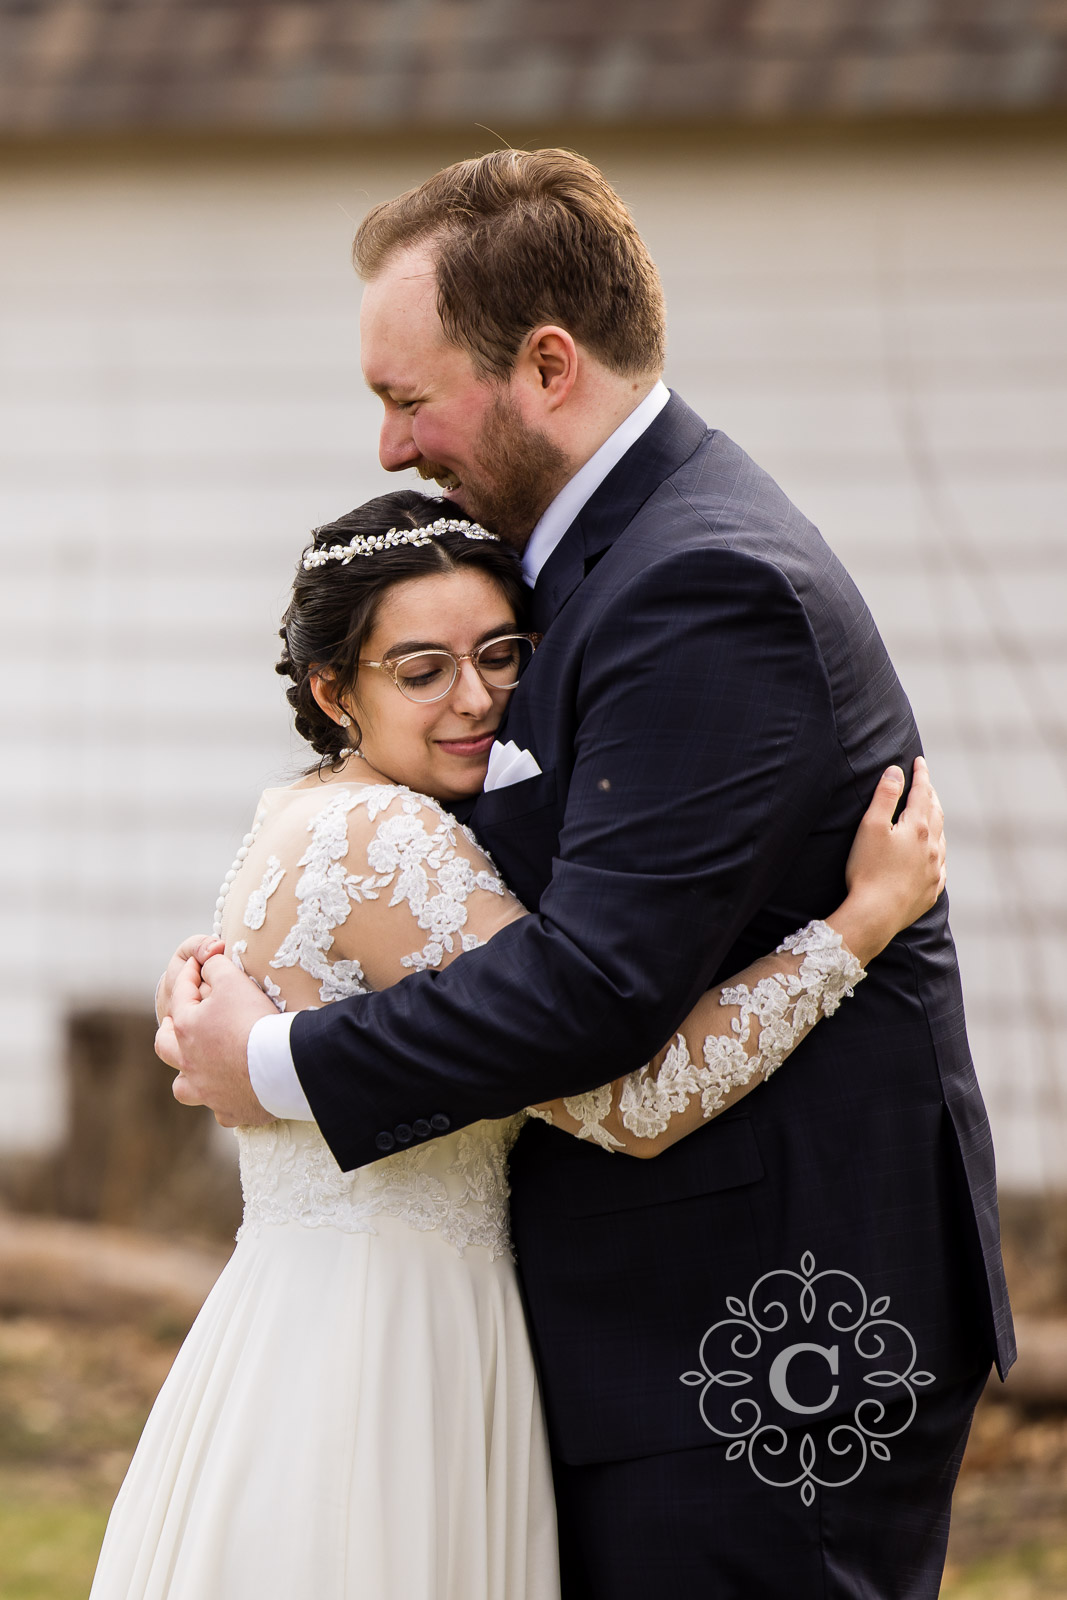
left=236, top=1117, right=522, bottom=1260
left=219, top=780, right=528, bottom=1261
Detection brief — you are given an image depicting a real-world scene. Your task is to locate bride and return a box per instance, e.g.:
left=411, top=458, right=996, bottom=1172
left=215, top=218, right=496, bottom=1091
left=91, top=490, right=946, bottom=1600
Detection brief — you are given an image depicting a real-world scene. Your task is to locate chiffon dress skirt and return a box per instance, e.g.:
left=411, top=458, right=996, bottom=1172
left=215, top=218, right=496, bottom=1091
left=89, top=1118, right=561, bottom=1600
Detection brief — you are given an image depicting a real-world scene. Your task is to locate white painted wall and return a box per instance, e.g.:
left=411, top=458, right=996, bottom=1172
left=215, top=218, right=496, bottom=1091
left=2, top=130, right=1064, bottom=1184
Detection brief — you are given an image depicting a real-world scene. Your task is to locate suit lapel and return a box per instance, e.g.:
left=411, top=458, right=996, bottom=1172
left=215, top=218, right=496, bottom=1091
left=529, top=391, right=709, bottom=634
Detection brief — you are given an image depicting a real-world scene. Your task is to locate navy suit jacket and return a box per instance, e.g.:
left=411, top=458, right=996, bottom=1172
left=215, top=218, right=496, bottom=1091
left=293, top=393, right=1013, bottom=1465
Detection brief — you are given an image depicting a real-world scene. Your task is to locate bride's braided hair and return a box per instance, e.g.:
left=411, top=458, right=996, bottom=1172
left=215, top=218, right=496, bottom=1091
left=276, top=491, right=527, bottom=768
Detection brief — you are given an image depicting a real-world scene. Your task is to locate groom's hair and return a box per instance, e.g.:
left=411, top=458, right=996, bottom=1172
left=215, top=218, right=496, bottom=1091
left=353, top=149, right=666, bottom=382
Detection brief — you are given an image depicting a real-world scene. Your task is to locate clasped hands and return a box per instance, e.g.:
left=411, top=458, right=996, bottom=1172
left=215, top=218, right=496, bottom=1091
left=154, top=936, right=277, bottom=1127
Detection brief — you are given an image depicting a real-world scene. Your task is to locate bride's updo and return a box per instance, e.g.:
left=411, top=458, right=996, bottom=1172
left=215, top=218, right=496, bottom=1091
left=276, top=491, right=527, bottom=766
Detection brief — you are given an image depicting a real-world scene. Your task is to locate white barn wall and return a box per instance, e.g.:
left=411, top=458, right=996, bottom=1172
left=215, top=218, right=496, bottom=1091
left=1, top=129, right=1065, bottom=1183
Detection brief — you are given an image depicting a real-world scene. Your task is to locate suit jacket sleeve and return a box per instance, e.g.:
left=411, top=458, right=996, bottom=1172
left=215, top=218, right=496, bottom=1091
left=291, top=544, right=840, bottom=1172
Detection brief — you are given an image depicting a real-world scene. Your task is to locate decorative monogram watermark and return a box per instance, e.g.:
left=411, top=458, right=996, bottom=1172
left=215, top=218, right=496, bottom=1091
left=681, top=1251, right=935, bottom=1505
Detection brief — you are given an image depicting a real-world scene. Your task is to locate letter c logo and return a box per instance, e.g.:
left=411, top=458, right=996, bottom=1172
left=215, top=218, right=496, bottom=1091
left=768, top=1343, right=840, bottom=1416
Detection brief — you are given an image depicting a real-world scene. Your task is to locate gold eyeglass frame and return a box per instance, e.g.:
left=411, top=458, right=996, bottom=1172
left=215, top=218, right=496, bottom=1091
left=359, top=633, right=543, bottom=704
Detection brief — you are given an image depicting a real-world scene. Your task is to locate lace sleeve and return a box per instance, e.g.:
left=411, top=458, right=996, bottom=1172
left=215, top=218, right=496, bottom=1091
left=221, top=782, right=529, bottom=1016
left=326, top=785, right=528, bottom=989
left=526, top=919, right=865, bottom=1156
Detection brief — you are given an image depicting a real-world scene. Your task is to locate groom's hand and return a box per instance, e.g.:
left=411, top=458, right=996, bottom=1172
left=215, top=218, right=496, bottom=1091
left=155, top=954, right=276, bottom=1128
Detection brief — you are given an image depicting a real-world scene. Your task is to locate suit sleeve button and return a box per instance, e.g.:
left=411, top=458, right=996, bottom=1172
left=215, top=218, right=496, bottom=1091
left=429, top=1113, right=450, bottom=1133
left=394, top=1123, right=414, bottom=1145
left=412, top=1119, right=431, bottom=1138
left=374, top=1131, right=396, bottom=1153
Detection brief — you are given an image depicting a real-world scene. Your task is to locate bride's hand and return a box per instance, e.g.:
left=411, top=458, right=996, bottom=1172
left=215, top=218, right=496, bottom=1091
left=155, top=954, right=275, bottom=1127
left=155, top=933, right=225, bottom=1023
left=828, top=757, right=946, bottom=967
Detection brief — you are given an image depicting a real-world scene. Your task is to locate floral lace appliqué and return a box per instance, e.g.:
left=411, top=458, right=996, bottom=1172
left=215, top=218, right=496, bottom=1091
left=230, top=939, right=286, bottom=1013
left=628, top=918, right=864, bottom=1140
left=243, top=855, right=285, bottom=930
left=268, top=789, right=372, bottom=1003
left=266, top=785, right=506, bottom=997
left=561, top=1085, right=622, bottom=1152
left=531, top=920, right=865, bottom=1150
left=360, top=793, right=505, bottom=972
left=235, top=1117, right=523, bottom=1261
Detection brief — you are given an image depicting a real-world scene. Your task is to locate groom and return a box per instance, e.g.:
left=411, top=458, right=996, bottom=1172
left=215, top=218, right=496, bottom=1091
left=160, top=150, right=1013, bottom=1596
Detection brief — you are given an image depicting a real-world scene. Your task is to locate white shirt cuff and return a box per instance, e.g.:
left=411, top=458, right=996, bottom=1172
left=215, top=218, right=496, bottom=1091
left=247, top=1011, right=315, bottom=1121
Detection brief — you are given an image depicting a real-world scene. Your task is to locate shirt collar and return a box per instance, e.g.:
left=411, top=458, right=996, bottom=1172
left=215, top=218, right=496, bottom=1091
left=521, top=379, right=671, bottom=588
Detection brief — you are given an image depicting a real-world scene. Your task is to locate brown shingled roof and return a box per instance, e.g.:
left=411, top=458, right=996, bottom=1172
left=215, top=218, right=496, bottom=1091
left=1, top=0, right=1064, bottom=135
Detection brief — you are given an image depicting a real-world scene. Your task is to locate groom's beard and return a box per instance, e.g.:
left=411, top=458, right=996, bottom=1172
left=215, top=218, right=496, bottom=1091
left=418, top=391, right=569, bottom=550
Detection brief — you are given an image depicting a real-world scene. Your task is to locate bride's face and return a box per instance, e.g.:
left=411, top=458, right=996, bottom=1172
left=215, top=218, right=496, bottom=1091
left=347, top=568, right=518, bottom=803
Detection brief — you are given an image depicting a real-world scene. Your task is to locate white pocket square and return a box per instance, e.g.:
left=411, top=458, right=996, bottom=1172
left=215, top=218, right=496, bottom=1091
left=484, top=740, right=542, bottom=792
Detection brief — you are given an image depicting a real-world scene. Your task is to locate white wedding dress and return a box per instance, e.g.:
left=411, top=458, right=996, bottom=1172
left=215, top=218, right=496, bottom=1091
left=90, top=776, right=863, bottom=1600
left=90, top=780, right=560, bottom=1600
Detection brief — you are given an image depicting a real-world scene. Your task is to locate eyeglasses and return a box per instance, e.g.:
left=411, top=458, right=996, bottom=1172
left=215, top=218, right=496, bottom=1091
left=360, top=633, right=542, bottom=704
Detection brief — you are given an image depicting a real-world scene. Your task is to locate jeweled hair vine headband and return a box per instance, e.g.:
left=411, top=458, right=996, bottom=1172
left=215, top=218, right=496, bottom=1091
left=301, top=516, right=500, bottom=570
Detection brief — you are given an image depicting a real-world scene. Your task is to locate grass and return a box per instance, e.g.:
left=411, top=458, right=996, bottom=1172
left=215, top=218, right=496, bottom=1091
left=0, top=1312, right=179, bottom=1600
left=1, top=1483, right=1065, bottom=1600
left=0, top=1485, right=111, bottom=1600
left=941, top=1540, right=1067, bottom=1598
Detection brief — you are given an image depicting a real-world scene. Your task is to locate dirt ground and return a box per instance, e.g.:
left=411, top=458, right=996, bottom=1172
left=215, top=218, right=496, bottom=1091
left=942, top=1396, right=1067, bottom=1597
left=0, top=1307, right=1066, bottom=1600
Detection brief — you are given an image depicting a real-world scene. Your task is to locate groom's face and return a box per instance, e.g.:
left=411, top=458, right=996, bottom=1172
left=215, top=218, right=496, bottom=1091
left=360, top=246, right=565, bottom=545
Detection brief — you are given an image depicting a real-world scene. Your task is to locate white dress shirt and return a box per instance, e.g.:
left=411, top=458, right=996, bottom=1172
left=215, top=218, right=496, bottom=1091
left=521, top=380, right=669, bottom=585
left=247, top=379, right=671, bottom=1120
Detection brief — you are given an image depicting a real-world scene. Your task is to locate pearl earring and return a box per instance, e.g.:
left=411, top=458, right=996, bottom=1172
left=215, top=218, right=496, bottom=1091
left=339, top=713, right=352, bottom=728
